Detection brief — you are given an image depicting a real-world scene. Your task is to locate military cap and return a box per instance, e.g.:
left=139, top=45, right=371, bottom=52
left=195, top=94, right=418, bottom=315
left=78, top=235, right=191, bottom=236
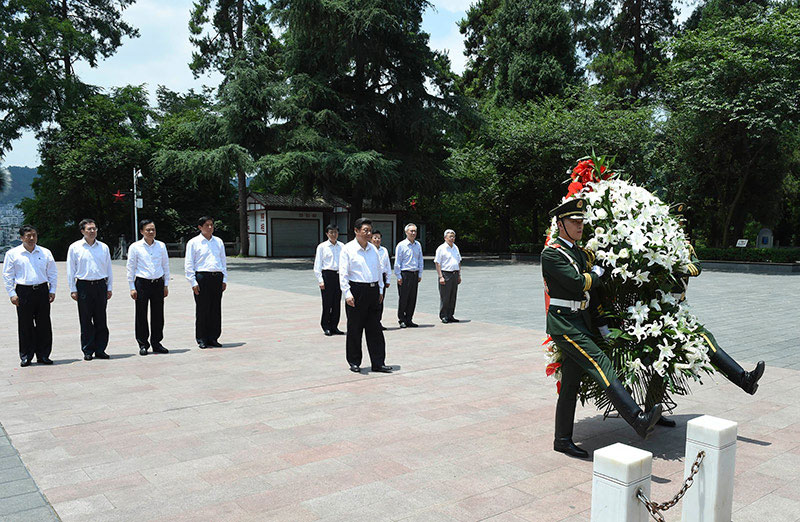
left=549, top=198, right=587, bottom=220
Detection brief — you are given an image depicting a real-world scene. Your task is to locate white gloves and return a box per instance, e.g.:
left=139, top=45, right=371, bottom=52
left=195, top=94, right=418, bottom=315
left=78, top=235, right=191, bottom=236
left=592, top=265, right=605, bottom=277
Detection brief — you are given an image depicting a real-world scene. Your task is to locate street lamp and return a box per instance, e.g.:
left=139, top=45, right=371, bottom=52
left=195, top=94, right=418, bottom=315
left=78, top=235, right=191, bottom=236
left=133, top=167, right=143, bottom=240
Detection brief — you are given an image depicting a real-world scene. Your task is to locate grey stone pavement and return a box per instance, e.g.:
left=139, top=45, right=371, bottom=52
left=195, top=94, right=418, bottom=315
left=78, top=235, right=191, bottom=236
left=0, top=257, right=797, bottom=521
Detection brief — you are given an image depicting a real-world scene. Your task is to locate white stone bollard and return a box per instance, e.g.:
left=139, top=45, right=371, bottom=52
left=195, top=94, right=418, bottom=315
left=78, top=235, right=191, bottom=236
left=591, top=443, right=652, bottom=522
left=681, top=415, right=738, bottom=522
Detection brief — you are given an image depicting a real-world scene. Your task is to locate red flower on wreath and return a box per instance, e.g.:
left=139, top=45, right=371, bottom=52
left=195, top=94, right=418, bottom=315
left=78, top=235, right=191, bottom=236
left=546, top=362, right=562, bottom=377
left=556, top=380, right=562, bottom=394
left=567, top=181, right=584, bottom=197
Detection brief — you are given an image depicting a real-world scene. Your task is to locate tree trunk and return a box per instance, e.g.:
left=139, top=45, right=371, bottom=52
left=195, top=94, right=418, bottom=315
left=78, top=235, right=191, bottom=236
left=349, top=193, right=364, bottom=233
left=631, top=0, right=643, bottom=99
left=236, top=0, right=244, bottom=50
left=61, top=0, right=72, bottom=78
left=237, top=166, right=249, bottom=256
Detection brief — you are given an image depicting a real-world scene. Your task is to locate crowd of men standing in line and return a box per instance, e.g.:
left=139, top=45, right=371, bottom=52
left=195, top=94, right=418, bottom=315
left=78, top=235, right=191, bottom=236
left=3, top=216, right=462, bottom=375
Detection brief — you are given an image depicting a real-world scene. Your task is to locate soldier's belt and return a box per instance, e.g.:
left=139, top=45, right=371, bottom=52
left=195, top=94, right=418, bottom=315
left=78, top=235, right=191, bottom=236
left=549, top=298, right=588, bottom=311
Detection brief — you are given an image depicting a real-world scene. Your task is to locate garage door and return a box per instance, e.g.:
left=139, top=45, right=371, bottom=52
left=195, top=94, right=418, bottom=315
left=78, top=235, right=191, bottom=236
left=271, top=218, right=320, bottom=257
left=371, top=220, right=394, bottom=255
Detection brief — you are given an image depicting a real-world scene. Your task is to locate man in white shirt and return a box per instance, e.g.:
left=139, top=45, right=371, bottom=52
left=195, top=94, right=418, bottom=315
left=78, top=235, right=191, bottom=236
left=339, top=217, right=393, bottom=374
left=185, top=215, right=228, bottom=349
left=67, top=218, right=114, bottom=361
left=394, top=223, right=423, bottom=328
left=370, top=229, right=391, bottom=330
left=3, top=225, right=57, bottom=367
left=127, top=219, right=170, bottom=355
left=434, top=229, right=462, bottom=324
left=313, top=224, right=344, bottom=336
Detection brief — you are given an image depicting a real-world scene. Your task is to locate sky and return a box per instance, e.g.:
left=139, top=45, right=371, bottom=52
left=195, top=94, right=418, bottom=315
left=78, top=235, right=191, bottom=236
left=3, top=0, right=474, bottom=169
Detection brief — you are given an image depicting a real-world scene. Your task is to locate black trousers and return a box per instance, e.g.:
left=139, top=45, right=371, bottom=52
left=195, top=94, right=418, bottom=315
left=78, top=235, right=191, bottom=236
left=15, top=284, right=52, bottom=362
left=345, top=283, right=386, bottom=368
left=438, top=270, right=459, bottom=320
left=134, top=277, right=165, bottom=349
left=76, top=279, right=109, bottom=356
left=194, top=271, right=223, bottom=344
left=320, top=270, right=341, bottom=332
left=397, top=270, right=419, bottom=324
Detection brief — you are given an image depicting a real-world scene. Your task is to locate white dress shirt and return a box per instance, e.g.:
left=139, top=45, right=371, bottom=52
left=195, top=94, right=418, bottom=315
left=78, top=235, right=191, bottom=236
left=313, top=240, right=342, bottom=283
left=3, top=244, right=58, bottom=298
left=434, top=242, right=462, bottom=271
left=126, top=239, right=170, bottom=290
left=66, top=239, right=113, bottom=292
left=394, top=238, right=423, bottom=280
left=185, top=234, right=228, bottom=287
left=377, top=245, right=391, bottom=283
left=338, top=239, right=384, bottom=299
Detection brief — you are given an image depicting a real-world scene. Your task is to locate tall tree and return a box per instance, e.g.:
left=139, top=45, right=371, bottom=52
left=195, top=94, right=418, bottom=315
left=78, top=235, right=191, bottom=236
left=183, top=0, right=282, bottom=255
left=658, top=6, right=800, bottom=246
left=264, top=0, right=461, bottom=227
left=459, top=0, right=579, bottom=105
left=0, top=0, right=139, bottom=155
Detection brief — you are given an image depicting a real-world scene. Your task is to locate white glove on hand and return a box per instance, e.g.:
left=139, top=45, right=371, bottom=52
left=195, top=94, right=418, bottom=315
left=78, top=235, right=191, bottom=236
left=592, top=265, right=605, bottom=277
left=598, top=325, right=611, bottom=339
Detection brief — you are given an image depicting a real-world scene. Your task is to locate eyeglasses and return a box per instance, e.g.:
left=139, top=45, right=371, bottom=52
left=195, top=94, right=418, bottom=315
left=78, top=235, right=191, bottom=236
left=84, top=227, right=98, bottom=232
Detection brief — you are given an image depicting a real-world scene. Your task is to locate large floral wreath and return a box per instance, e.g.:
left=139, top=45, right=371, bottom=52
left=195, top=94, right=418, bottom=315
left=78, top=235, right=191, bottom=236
left=543, top=156, right=715, bottom=411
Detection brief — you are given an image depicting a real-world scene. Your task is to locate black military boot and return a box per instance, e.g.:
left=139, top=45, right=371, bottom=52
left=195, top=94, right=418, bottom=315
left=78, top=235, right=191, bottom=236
left=553, top=384, right=589, bottom=459
left=605, top=381, right=663, bottom=439
left=712, top=350, right=765, bottom=395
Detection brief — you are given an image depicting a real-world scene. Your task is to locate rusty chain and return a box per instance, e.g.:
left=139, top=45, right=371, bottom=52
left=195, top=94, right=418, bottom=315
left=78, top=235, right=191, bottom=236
left=636, top=450, right=705, bottom=522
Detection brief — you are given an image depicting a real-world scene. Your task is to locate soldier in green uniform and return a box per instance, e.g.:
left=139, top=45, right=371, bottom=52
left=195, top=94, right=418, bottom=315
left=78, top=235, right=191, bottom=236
left=543, top=198, right=663, bottom=459
left=652, top=204, right=765, bottom=427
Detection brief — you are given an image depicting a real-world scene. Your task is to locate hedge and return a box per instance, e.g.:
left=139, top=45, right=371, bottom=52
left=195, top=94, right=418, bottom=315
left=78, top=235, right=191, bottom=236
left=505, top=244, right=800, bottom=263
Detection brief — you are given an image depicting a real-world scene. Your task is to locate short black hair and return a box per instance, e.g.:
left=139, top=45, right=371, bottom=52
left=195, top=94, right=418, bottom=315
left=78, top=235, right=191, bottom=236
left=325, top=224, right=339, bottom=232
left=79, top=218, right=96, bottom=231
left=139, top=219, right=154, bottom=231
left=19, top=224, right=37, bottom=237
left=372, top=229, right=382, bottom=236
left=198, top=216, right=214, bottom=227
left=353, top=217, right=372, bottom=230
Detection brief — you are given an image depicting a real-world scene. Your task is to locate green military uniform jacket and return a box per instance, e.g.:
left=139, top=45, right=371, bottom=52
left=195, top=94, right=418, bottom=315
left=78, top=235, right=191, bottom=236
left=542, top=237, right=601, bottom=337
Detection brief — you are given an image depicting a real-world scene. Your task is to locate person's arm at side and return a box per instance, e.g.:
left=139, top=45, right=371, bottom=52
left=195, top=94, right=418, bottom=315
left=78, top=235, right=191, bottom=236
left=456, top=245, right=462, bottom=284
left=313, top=244, right=325, bottom=288
left=417, top=243, right=423, bottom=281
left=127, top=244, right=137, bottom=299
left=339, top=248, right=354, bottom=306
left=185, top=239, right=199, bottom=294
left=46, top=249, right=57, bottom=302
left=104, top=243, right=113, bottom=299
left=434, top=245, right=444, bottom=285
left=394, top=243, right=404, bottom=285
left=3, top=252, right=16, bottom=304
left=67, top=244, right=79, bottom=300
left=219, top=237, right=228, bottom=292
left=161, top=241, right=170, bottom=297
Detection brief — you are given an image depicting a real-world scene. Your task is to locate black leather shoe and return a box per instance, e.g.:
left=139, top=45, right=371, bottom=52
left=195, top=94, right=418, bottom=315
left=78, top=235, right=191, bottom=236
left=208, top=340, right=223, bottom=347
left=152, top=345, right=169, bottom=354
left=324, top=330, right=333, bottom=336
left=198, top=341, right=208, bottom=349
left=399, top=322, right=407, bottom=328
left=84, top=354, right=93, bottom=361
left=372, top=365, right=393, bottom=373
left=349, top=364, right=361, bottom=373
left=95, top=352, right=110, bottom=359
left=20, top=358, right=31, bottom=367
left=657, top=416, right=677, bottom=428
left=441, top=318, right=449, bottom=324
left=333, top=329, right=345, bottom=335
left=742, top=361, right=765, bottom=395
left=554, top=438, right=589, bottom=459
left=407, top=322, right=419, bottom=328
left=448, top=317, right=460, bottom=323
left=139, top=347, right=148, bottom=356
left=37, top=358, right=54, bottom=365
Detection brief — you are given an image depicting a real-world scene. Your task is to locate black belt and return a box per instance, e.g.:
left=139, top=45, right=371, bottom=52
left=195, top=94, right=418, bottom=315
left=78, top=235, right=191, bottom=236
left=442, top=270, right=459, bottom=274
left=322, top=269, right=338, bottom=274
left=136, top=276, right=164, bottom=284
left=400, top=269, right=419, bottom=274
left=16, top=283, right=48, bottom=290
left=350, top=281, right=378, bottom=288
left=196, top=271, right=223, bottom=276
left=77, top=278, right=107, bottom=286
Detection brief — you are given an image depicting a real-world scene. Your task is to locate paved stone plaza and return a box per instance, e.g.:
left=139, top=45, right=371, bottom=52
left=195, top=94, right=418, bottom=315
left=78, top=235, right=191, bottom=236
left=1, top=258, right=799, bottom=521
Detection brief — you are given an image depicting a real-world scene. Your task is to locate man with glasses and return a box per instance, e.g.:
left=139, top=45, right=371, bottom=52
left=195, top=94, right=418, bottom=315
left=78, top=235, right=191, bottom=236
left=67, top=219, right=114, bottom=361
left=127, top=219, right=170, bottom=355
left=185, top=216, right=227, bottom=349
left=394, top=223, right=423, bottom=328
left=434, top=229, right=462, bottom=324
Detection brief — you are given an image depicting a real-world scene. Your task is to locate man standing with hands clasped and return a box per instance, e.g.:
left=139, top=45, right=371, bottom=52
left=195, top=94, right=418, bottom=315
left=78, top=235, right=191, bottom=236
left=313, top=224, right=344, bottom=336
left=67, top=219, right=113, bottom=361
left=339, top=217, right=393, bottom=374
left=185, top=216, right=228, bottom=349
left=127, top=219, right=170, bottom=355
left=394, top=223, right=423, bottom=328
left=435, top=229, right=462, bottom=324
left=3, top=225, right=57, bottom=367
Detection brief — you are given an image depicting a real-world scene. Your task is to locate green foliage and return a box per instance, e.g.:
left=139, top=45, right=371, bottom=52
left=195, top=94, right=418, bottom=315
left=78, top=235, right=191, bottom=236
left=695, top=247, right=800, bottom=263
left=0, top=0, right=139, bottom=154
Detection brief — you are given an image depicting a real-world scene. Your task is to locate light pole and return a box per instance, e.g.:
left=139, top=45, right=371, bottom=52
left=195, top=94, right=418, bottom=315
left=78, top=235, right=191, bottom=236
left=133, top=167, right=143, bottom=241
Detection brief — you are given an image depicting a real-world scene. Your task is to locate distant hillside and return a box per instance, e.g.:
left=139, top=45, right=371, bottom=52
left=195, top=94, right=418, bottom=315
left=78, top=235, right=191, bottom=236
left=0, top=166, right=37, bottom=205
